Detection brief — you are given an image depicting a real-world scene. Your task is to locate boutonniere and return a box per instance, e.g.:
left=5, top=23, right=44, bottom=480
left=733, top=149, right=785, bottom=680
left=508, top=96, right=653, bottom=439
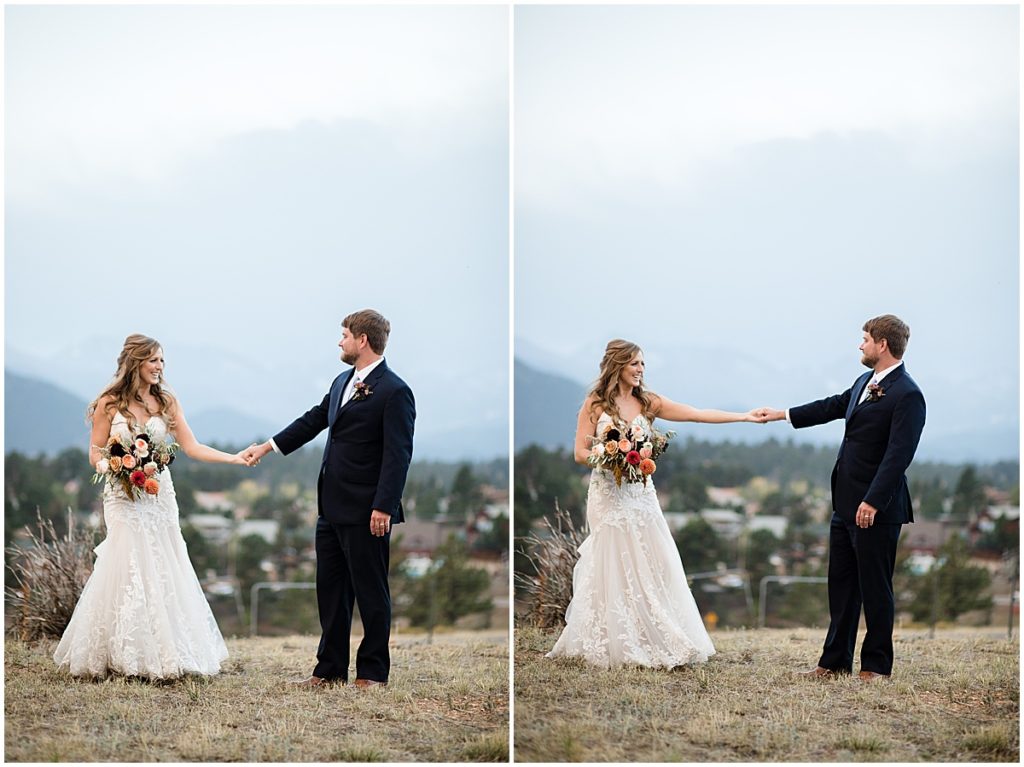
left=866, top=382, right=885, bottom=402
left=351, top=381, right=373, bottom=402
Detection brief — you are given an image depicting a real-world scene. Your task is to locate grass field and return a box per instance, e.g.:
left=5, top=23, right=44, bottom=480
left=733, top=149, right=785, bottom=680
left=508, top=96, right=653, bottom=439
left=514, top=626, right=1019, bottom=762
left=5, top=630, right=508, bottom=762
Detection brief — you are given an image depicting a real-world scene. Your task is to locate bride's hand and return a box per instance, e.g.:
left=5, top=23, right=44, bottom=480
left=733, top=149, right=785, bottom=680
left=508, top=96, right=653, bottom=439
left=746, top=409, right=768, bottom=423
left=232, top=450, right=252, bottom=466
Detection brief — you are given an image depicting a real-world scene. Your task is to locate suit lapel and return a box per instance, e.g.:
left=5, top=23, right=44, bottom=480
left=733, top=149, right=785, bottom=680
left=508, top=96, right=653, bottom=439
left=849, top=363, right=907, bottom=419
left=847, top=371, right=873, bottom=420
left=329, top=369, right=355, bottom=428
left=335, top=359, right=388, bottom=421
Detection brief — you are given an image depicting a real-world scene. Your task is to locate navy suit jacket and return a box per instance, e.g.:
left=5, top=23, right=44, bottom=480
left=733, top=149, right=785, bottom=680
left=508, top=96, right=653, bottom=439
left=272, top=360, right=415, bottom=526
left=790, top=364, right=925, bottom=525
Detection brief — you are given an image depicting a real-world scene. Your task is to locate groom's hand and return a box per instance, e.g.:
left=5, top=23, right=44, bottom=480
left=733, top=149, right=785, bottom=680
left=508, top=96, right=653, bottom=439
left=856, top=501, right=878, bottom=528
left=756, top=407, right=786, bottom=422
left=370, top=510, right=391, bottom=537
left=242, top=442, right=270, bottom=466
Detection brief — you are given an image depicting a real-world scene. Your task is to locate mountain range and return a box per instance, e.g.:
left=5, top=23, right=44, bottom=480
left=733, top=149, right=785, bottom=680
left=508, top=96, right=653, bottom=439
left=513, top=340, right=1019, bottom=464
left=4, top=337, right=508, bottom=460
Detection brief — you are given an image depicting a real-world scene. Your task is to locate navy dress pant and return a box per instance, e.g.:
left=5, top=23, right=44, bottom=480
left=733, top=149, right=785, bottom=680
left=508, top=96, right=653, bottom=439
left=818, top=513, right=902, bottom=676
left=312, top=517, right=391, bottom=683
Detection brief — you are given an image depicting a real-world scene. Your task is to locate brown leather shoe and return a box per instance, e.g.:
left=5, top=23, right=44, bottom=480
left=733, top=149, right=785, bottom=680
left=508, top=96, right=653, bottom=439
left=289, top=675, right=341, bottom=688
left=858, top=671, right=890, bottom=682
left=801, top=666, right=838, bottom=678
left=353, top=678, right=387, bottom=689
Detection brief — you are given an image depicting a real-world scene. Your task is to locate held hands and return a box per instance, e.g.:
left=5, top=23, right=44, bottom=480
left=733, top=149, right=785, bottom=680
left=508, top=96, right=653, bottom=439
left=241, top=442, right=272, bottom=467
left=753, top=407, right=787, bottom=423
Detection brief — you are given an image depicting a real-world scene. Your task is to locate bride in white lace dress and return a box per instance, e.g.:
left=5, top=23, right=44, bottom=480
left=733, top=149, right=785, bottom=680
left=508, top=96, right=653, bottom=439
left=548, top=339, right=765, bottom=668
left=54, top=334, right=252, bottom=679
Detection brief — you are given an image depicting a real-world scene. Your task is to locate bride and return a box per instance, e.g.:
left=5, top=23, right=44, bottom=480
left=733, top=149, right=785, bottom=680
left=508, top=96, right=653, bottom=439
left=54, top=334, right=251, bottom=679
left=547, top=339, right=764, bottom=668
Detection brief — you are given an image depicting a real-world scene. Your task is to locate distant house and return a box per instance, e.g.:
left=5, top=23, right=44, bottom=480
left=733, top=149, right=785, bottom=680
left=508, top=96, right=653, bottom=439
left=902, top=520, right=961, bottom=555
left=194, top=490, right=233, bottom=512
left=396, top=519, right=447, bottom=556
left=983, top=504, right=1020, bottom=521
left=698, top=508, right=745, bottom=539
left=707, top=487, right=745, bottom=509
left=664, top=509, right=745, bottom=539
left=748, top=515, right=787, bottom=539
left=237, top=519, right=279, bottom=544
left=186, top=513, right=233, bottom=544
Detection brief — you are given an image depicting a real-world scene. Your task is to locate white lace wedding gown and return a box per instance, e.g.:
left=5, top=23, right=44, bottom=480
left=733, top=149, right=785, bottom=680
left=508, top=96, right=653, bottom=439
left=53, top=413, right=228, bottom=678
left=548, top=413, right=716, bottom=668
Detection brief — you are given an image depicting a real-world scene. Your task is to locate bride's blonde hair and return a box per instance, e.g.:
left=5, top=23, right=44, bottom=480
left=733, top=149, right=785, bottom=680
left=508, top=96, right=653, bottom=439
left=587, top=339, right=658, bottom=424
left=87, top=334, right=177, bottom=430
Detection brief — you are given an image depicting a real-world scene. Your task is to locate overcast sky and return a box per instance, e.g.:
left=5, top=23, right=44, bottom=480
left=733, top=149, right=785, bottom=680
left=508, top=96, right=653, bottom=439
left=5, top=5, right=509, bottom=454
left=514, top=4, right=1018, bottom=460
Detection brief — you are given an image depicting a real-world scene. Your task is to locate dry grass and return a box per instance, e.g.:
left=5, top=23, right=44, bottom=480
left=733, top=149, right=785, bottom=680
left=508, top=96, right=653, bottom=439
left=514, top=626, right=1019, bottom=762
left=5, top=630, right=508, bottom=762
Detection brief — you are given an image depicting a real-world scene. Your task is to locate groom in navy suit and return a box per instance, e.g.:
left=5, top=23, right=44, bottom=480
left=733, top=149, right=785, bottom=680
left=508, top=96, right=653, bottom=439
left=760, top=314, right=925, bottom=680
left=245, top=309, right=415, bottom=688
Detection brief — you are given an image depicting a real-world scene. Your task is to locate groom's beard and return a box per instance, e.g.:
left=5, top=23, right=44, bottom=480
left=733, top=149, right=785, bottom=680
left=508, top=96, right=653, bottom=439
left=861, top=353, right=879, bottom=369
left=342, top=351, right=359, bottom=365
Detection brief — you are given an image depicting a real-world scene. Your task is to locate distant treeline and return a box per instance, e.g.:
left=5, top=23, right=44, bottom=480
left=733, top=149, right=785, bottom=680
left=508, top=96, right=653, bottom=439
left=4, top=445, right=508, bottom=543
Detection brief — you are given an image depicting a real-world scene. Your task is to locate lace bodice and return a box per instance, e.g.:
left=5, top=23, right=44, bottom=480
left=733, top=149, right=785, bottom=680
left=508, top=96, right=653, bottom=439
left=110, top=412, right=170, bottom=443
left=595, top=411, right=653, bottom=440
left=103, top=412, right=177, bottom=524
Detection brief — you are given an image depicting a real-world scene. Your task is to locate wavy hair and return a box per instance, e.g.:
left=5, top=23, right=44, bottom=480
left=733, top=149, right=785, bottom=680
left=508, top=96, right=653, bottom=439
left=587, top=339, right=658, bottom=424
left=86, top=334, right=176, bottom=430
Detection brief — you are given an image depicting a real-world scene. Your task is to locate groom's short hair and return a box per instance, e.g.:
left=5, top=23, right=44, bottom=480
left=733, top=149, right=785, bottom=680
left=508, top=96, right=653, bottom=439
left=863, top=314, right=910, bottom=358
left=343, top=309, right=391, bottom=354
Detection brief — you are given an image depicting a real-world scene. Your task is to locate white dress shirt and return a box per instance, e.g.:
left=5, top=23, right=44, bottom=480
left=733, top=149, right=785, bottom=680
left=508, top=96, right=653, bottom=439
left=270, top=357, right=385, bottom=454
left=856, top=360, right=903, bottom=405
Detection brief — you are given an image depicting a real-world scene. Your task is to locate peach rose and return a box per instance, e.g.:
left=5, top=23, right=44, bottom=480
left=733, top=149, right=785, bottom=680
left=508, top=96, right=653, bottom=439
left=639, top=446, right=653, bottom=459
left=108, top=456, right=123, bottom=472
left=144, top=462, right=159, bottom=476
left=617, top=439, right=631, bottom=453
left=639, top=458, right=657, bottom=475
left=144, top=478, right=160, bottom=495
left=604, top=440, right=619, bottom=455
left=121, top=454, right=137, bottom=470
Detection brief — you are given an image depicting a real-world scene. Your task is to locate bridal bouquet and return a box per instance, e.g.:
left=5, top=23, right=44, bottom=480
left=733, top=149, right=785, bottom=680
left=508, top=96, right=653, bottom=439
left=587, top=418, right=674, bottom=486
left=91, top=425, right=178, bottom=500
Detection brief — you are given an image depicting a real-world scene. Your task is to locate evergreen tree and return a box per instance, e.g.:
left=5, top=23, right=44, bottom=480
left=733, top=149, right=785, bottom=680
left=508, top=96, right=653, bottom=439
left=448, top=463, right=483, bottom=518
left=675, top=517, right=730, bottom=573
left=951, top=466, right=987, bottom=520
left=906, top=534, right=993, bottom=623
left=406, top=535, right=492, bottom=627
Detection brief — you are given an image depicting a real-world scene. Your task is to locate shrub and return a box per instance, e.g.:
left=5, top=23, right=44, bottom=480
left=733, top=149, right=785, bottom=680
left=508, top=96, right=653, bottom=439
left=5, top=510, right=99, bottom=640
left=515, top=503, right=586, bottom=629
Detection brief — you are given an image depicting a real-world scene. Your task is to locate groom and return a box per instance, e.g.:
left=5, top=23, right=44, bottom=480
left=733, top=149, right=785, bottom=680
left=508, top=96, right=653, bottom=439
left=244, top=309, right=415, bottom=688
left=759, top=314, right=925, bottom=681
